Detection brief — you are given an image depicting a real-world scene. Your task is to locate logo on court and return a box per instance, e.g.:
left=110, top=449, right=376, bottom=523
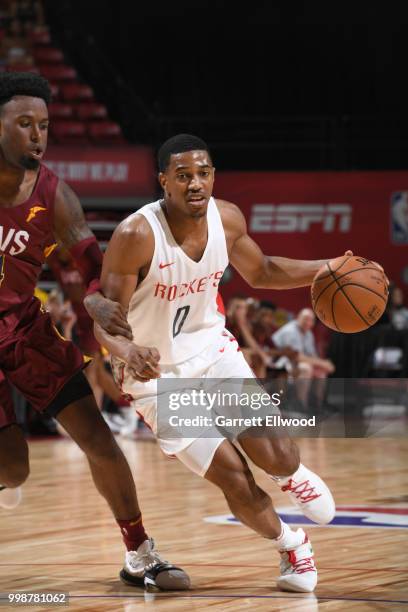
left=204, top=506, right=408, bottom=529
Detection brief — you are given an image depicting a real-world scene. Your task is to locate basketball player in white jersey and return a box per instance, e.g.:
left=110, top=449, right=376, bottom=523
left=91, top=134, right=345, bottom=593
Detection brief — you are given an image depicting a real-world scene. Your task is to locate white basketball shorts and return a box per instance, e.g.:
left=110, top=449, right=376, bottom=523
left=112, top=330, right=268, bottom=476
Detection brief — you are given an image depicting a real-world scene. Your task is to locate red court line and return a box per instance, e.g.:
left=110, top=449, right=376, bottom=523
left=339, top=506, right=408, bottom=515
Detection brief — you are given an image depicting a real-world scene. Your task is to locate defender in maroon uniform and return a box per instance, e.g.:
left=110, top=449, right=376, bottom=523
left=48, top=246, right=131, bottom=410
left=0, top=72, right=189, bottom=590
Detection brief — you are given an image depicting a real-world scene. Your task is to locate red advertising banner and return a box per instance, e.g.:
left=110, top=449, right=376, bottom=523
left=45, top=145, right=156, bottom=197
left=215, top=171, right=408, bottom=315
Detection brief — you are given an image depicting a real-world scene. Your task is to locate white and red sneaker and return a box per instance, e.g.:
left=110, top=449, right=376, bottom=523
left=277, top=528, right=317, bottom=592
left=274, top=463, right=335, bottom=525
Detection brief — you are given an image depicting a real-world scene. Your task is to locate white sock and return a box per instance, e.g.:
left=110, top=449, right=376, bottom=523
left=273, top=520, right=303, bottom=550
left=270, top=463, right=303, bottom=486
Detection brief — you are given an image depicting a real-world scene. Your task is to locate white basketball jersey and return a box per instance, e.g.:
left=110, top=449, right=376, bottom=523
left=127, top=198, right=229, bottom=365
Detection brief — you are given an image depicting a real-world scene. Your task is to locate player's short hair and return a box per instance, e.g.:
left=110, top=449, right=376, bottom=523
left=158, top=133, right=211, bottom=172
left=0, top=72, right=51, bottom=111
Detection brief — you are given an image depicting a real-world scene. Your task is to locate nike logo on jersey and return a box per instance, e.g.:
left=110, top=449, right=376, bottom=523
left=159, top=262, right=175, bottom=269
left=26, top=205, right=46, bottom=223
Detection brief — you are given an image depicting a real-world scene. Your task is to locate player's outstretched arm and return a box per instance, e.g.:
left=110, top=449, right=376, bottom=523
left=219, top=200, right=350, bottom=289
left=53, top=179, right=132, bottom=338
left=93, top=214, right=161, bottom=382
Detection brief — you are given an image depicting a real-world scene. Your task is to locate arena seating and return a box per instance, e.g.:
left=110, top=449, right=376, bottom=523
left=88, top=120, right=125, bottom=144
left=76, top=103, right=108, bottom=121
left=3, top=26, right=125, bottom=145
left=27, top=29, right=51, bottom=45
left=51, top=119, right=88, bottom=144
left=60, top=82, right=94, bottom=102
left=48, top=101, right=73, bottom=119
left=38, top=63, right=77, bottom=82
left=32, top=47, right=64, bottom=64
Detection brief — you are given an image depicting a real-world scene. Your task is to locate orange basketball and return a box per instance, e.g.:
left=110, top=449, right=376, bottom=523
left=311, top=255, right=389, bottom=333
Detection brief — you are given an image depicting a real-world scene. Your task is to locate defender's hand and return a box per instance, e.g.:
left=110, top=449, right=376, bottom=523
left=84, top=293, right=133, bottom=339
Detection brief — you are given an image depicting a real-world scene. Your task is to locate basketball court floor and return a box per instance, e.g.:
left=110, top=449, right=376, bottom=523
left=0, top=432, right=407, bottom=611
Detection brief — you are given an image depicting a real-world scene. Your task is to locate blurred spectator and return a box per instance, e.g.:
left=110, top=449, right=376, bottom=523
left=0, top=17, right=33, bottom=67
left=225, top=295, right=266, bottom=377
left=272, top=308, right=335, bottom=409
left=225, top=295, right=249, bottom=346
left=46, top=288, right=77, bottom=340
left=252, top=301, right=277, bottom=347
left=252, top=301, right=298, bottom=378
left=225, top=296, right=297, bottom=379
left=10, top=0, right=44, bottom=34
left=388, top=285, right=408, bottom=330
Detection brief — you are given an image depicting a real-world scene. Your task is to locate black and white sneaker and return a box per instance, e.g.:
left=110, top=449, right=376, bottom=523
left=120, top=538, right=190, bottom=590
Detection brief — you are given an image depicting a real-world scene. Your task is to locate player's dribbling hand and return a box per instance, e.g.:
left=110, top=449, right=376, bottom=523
left=84, top=293, right=133, bottom=339
left=126, top=346, right=161, bottom=382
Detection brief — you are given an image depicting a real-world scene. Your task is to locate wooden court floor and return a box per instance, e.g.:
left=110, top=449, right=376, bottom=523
left=0, top=434, right=407, bottom=611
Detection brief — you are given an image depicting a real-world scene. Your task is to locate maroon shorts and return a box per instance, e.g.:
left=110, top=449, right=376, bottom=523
left=0, top=369, right=16, bottom=429
left=0, top=303, right=86, bottom=419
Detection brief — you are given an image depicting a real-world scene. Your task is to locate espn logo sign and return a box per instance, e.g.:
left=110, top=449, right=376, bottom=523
left=250, top=204, right=352, bottom=233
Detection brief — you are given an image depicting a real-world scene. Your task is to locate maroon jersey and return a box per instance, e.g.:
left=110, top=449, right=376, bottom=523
left=0, top=164, right=88, bottom=414
left=0, top=164, right=58, bottom=337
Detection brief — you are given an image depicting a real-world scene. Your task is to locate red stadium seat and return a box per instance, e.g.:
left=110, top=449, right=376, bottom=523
left=6, top=64, right=40, bottom=74
left=46, top=131, right=57, bottom=145
left=39, top=65, right=77, bottom=82
left=61, top=83, right=94, bottom=102
left=88, top=121, right=125, bottom=144
left=28, top=29, right=51, bottom=45
left=49, top=82, right=60, bottom=100
left=48, top=102, right=73, bottom=119
left=76, top=102, right=108, bottom=121
left=51, top=120, right=88, bottom=144
left=33, top=47, right=64, bottom=64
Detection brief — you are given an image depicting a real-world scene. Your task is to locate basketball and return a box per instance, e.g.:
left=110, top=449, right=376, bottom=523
left=311, top=255, right=389, bottom=333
